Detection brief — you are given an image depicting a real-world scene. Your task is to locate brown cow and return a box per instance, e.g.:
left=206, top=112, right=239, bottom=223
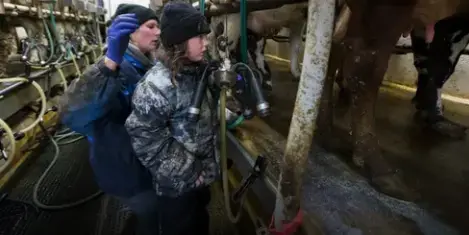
left=319, top=0, right=469, bottom=200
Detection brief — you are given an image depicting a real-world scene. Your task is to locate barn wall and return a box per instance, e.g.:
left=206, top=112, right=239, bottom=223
left=264, top=28, right=469, bottom=100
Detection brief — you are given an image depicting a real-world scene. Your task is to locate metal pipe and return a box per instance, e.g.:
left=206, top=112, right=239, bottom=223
left=0, top=0, right=4, bottom=14
left=200, top=0, right=307, bottom=17
left=272, top=0, right=335, bottom=231
left=0, top=69, right=51, bottom=98
left=36, top=0, right=43, bottom=19
left=240, top=0, right=247, bottom=63
left=2, top=2, right=95, bottom=20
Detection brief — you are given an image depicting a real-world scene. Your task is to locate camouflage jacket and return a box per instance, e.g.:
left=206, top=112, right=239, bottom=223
left=125, top=61, right=220, bottom=197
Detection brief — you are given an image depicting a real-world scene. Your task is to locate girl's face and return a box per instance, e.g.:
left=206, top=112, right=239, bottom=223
left=185, top=35, right=208, bottom=62
left=131, top=19, right=161, bottom=53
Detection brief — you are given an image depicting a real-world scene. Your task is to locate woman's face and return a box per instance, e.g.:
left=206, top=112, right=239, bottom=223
left=131, top=19, right=161, bottom=53
left=185, top=35, right=208, bottom=62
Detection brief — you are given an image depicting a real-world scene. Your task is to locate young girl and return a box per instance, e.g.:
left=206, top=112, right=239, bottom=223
left=125, top=2, right=217, bottom=234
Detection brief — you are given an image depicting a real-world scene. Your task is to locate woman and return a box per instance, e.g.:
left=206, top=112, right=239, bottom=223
left=59, top=4, right=161, bottom=235
left=125, top=2, right=217, bottom=234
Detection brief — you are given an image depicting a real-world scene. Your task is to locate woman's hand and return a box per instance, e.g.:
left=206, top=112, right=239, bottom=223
left=104, top=57, right=119, bottom=71
left=105, top=13, right=139, bottom=65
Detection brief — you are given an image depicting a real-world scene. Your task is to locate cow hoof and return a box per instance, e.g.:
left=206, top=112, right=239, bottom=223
left=371, top=171, right=420, bottom=202
left=414, top=112, right=467, bottom=139
left=429, top=119, right=467, bottom=139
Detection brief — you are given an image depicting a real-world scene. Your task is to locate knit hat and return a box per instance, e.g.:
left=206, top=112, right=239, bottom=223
left=159, top=2, right=211, bottom=48
left=111, top=4, right=159, bottom=26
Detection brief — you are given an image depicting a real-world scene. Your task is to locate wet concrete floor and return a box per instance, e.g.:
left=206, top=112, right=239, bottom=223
left=260, top=59, right=469, bottom=234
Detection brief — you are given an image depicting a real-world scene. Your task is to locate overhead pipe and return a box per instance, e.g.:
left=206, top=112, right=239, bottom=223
left=271, top=0, right=335, bottom=233
left=195, top=0, right=307, bottom=17
left=0, top=0, right=5, bottom=14
left=1, top=2, right=99, bottom=21
left=270, top=3, right=349, bottom=44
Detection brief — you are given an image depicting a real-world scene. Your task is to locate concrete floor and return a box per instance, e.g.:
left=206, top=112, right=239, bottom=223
left=2, top=58, right=468, bottom=235
left=260, top=59, right=469, bottom=234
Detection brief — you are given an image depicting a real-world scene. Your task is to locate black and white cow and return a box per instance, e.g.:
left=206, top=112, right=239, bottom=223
left=206, top=3, right=307, bottom=92
left=410, top=14, right=469, bottom=138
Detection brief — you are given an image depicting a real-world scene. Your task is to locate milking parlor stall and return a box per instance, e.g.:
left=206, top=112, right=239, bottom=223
left=1, top=0, right=469, bottom=234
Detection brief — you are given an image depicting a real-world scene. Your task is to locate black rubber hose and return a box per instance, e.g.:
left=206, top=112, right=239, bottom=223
left=232, top=63, right=270, bottom=117
left=188, top=64, right=210, bottom=122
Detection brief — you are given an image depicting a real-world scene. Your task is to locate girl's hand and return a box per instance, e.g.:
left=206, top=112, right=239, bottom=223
left=196, top=171, right=206, bottom=186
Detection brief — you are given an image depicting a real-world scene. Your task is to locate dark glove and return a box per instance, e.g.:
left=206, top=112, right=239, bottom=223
left=105, top=13, right=139, bottom=64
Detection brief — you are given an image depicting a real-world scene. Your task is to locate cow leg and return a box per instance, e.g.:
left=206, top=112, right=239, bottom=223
left=241, top=29, right=272, bottom=94
left=334, top=56, right=351, bottom=115
left=333, top=4, right=352, bottom=112
left=410, top=27, right=431, bottom=111
left=317, top=42, right=345, bottom=147
left=412, top=15, right=469, bottom=139
left=343, top=2, right=418, bottom=200
left=251, top=37, right=272, bottom=93
left=289, top=21, right=305, bottom=80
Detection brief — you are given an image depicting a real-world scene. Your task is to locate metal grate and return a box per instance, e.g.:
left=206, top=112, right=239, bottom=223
left=5, top=139, right=131, bottom=235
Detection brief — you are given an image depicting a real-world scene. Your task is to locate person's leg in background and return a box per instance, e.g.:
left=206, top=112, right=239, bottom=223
left=120, top=190, right=160, bottom=235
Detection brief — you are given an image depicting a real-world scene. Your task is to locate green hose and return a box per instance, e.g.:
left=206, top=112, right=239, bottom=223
left=48, top=2, right=68, bottom=64
left=42, top=17, right=55, bottom=64
left=49, top=4, right=57, bottom=31
left=220, top=87, right=244, bottom=224
left=227, top=115, right=244, bottom=130
left=199, top=0, right=205, bottom=15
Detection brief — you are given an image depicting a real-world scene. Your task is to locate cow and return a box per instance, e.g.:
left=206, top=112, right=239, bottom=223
left=201, top=0, right=469, bottom=201
left=318, top=0, right=469, bottom=201
left=204, top=2, right=308, bottom=92
left=205, top=2, right=354, bottom=96
left=410, top=14, right=469, bottom=138
left=333, top=12, right=469, bottom=139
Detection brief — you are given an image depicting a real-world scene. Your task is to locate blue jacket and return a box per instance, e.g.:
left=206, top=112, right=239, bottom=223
left=58, top=54, right=153, bottom=197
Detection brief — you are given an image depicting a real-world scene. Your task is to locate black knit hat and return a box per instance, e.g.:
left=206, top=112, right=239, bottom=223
left=111, top=4, right=159, bottom=26
left=160, top=2, right=211, bottom=48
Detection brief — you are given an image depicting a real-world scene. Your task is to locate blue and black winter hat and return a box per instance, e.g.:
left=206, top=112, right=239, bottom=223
left=159, top=2, right=211, bottom=48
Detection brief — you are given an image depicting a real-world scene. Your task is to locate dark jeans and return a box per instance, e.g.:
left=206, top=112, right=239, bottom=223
left=119, top=190, right=160, bottom=235
left=156, top=187, right=211, bottom=235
